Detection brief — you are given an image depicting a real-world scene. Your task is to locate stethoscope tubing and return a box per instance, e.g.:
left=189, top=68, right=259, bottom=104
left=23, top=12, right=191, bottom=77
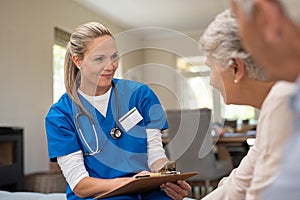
left=75, top=80, right=121, bottom=156
left=75, top=112, right=100, bottom=155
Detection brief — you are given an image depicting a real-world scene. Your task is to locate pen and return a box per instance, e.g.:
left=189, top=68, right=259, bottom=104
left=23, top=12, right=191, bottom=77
left=135, top=173, right=160, bottom=178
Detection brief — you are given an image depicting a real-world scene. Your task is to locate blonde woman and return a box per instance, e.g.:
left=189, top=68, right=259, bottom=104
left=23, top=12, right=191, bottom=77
left=45, top=22, right=190, bottom=200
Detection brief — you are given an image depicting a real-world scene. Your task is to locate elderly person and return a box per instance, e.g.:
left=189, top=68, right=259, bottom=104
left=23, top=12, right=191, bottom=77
left=199, top=9, right=295, bottom=200
left=230, top=0, right=300, bottom=199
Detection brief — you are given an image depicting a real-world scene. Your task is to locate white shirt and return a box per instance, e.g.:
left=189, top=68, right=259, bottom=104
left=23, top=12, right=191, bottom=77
left=203, top=81, right=296, bottom=200
left=262, top=76, right=300, bottom=200
left=78, top=88, right=111, bottom=117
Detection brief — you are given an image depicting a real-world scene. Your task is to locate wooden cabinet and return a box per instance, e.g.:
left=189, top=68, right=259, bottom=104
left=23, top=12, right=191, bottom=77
left=0, top=127, right=23, bottom=191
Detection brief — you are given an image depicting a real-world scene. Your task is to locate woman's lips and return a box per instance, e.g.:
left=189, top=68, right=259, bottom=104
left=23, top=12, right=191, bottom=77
left=101, top=74, right=112, bottom=77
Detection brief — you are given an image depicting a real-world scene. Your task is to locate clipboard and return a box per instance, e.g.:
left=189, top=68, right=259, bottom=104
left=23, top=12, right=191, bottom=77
left=94, top=171, right=198, bottom=199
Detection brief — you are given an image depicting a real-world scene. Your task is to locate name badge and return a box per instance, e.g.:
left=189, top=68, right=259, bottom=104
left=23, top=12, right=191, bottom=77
left=119, top=107, right=143, bottom=132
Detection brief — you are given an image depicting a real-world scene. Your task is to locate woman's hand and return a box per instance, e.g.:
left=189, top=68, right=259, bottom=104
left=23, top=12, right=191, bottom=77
left=161, top=180, right=192, bottom=200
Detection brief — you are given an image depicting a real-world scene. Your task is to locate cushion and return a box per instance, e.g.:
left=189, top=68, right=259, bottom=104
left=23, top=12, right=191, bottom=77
left=0, top=190, right=66, bottom=200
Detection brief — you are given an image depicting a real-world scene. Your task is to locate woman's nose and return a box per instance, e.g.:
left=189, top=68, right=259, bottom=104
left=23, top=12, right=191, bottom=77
left=104, top=59, right=117, bottom=70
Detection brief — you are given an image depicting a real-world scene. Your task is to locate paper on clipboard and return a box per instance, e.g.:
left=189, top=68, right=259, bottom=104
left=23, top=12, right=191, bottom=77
left=94, top=171, right=199, bottom=199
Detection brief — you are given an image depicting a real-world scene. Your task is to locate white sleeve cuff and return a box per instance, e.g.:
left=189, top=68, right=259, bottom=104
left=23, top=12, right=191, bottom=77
left=146, top=129, right=167, bottom=168
left=57, top=150, right=89, bottom=190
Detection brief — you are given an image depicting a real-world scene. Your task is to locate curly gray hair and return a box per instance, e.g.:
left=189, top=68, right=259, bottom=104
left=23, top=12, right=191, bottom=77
left=199, top=9, right=266, bottom=81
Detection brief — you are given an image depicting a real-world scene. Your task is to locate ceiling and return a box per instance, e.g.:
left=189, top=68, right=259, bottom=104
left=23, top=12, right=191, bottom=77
left=74, top=0, right=229, bottom=37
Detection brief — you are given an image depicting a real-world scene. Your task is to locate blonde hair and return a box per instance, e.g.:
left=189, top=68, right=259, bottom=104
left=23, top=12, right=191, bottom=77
left=199, top=9, right=267, bottom=81
left=64, top=22, right=113, bottom=111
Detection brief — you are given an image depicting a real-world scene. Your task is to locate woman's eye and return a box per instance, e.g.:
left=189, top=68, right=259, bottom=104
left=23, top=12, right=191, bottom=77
left=111, top=53, right=119, bottom=60
left=95, top=56, right=105, bottom=62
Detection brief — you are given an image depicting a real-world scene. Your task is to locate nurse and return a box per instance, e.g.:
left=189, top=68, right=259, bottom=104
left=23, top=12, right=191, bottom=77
left=45, top=22, right=190, bottom=200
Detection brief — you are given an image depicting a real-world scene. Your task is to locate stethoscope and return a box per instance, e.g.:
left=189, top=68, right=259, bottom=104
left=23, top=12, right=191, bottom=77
left=75, top=80, right=122, bottom=156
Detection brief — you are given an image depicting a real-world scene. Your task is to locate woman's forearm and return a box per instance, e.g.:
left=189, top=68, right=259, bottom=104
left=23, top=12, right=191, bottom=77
left=73, top=176, right=132, bottom=198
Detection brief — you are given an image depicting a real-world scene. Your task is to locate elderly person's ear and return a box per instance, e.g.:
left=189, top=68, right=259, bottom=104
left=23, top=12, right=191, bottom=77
left=255, top=0, right=284, bottom=43
left=230, top=58, right=246, bottom=83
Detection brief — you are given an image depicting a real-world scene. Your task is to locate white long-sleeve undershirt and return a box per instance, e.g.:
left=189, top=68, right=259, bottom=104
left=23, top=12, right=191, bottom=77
left=58, top=128, right=166, bottom=190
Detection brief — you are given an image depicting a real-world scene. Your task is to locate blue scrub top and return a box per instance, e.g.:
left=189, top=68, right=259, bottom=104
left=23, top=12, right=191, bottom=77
left=45, top=79, right=169, bottom=200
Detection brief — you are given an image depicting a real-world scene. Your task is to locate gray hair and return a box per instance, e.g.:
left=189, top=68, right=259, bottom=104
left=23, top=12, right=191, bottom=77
left=232, top=0, right=254, bottom=19
left=199, top=9, right=266, bottom=81
left=233, top=0, right=300, bottom=28
left=277, top=0, right=300, bottom=28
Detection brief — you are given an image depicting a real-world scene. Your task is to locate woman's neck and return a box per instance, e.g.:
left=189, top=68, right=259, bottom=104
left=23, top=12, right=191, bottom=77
left=79, top=85, right=111, bottom=96
left=240, top=80, right=275, bottom=109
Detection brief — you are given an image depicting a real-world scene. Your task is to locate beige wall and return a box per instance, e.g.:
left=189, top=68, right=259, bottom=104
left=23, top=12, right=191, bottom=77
left=0, top=0, right=143, bottom=174
left=137, top=33, right=202, bottom=110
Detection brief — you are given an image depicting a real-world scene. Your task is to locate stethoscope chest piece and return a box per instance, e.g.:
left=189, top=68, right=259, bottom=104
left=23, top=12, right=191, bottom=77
left=110, top=127, right=122, bottom=140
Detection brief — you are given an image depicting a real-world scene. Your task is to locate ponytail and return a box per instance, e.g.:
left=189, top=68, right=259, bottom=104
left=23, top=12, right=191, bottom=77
left=64, top=22, right=113, bottom=115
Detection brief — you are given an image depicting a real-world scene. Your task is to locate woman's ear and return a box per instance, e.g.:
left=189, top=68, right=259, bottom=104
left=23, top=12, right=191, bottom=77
left=231, top=58, right=246, bottom=83
left=72, top=54, right=82, bottom=69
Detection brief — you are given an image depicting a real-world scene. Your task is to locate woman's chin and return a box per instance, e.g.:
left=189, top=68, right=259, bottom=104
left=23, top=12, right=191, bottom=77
left=222, top=97, right=231, bottom=105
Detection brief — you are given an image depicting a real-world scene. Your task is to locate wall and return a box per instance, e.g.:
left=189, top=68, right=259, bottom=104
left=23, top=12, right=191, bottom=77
left=115, top=28, right=204, bottom=110
left=0, top=0, right=142, bottom=174
left=137, top=32, right=203, bottom=110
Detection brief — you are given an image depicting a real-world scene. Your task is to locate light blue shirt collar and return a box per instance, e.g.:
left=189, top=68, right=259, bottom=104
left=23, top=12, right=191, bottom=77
left=290, top=74, right=300, bottom=114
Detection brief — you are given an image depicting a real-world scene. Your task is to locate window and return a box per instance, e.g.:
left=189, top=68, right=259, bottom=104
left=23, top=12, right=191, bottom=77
left=53, top=28, right=69, bottom=102
left=177, top=56, right=256, bottom=122
left=221, top=102, right=256, bottom=120
left=177, top=56, right=213, bottom=110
